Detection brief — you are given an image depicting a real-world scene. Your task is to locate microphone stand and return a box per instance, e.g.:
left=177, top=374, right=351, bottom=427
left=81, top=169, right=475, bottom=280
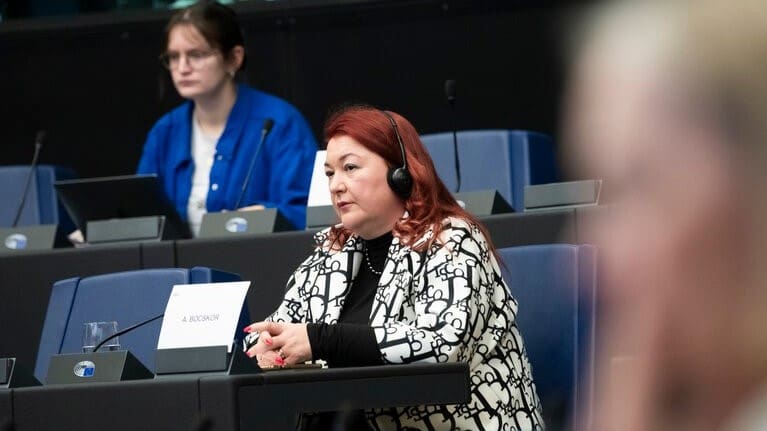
left=12, top=131, right=45, bottom=228
left=93, top=313, right=164, bottom=353
left=445, top=81, right=461, bottom=193
left=234, top=119, right=274, bottom=210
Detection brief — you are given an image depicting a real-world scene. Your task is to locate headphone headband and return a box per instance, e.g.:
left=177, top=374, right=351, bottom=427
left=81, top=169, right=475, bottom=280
left=381, top=110, right=413, bottom=199
left=381, top=110, right=408, bottom=169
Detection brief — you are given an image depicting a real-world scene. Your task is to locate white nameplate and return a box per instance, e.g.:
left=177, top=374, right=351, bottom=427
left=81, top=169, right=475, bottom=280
left=157, top=281, right=250, bottom=353
left=307, top=150, right=332, bottom=207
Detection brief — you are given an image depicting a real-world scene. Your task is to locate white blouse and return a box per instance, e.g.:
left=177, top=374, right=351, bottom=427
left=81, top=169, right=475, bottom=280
left=187, top=118, right=221, bottom=237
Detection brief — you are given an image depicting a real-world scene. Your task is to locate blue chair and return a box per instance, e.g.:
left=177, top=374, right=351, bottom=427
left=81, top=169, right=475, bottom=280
left=498, top=244, right=596, bottom=431
left=34, top=267, right=248, bottom=382
left=420, top=130, right=558, bottom=211
left=0, top=165, right=76, bottom=229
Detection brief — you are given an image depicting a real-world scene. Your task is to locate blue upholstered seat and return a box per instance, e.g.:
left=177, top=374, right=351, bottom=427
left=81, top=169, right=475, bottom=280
left=498, top=244, right=596, bottom=431
left=34, top=267, right=247, bottom=382
left=0, top=164, right=76, bottom=229
left=420, top=130, right=558, bottom=211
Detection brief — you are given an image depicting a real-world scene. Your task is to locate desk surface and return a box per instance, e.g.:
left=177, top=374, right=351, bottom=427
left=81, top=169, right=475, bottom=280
left=0, top=209, right=589, bottom=372
left=4, top=363, right=469, bottom=431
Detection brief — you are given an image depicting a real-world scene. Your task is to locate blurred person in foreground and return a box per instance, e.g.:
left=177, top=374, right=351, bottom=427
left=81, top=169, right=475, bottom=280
left=138, top=1, right=317, bottom=236
left=243, top=105, right=544, bottom=430
left=565, top=1, right=767, bottom=430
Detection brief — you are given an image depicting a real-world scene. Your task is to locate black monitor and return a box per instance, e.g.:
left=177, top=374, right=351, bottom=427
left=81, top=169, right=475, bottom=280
left=54, top=174, right=191, bottom=240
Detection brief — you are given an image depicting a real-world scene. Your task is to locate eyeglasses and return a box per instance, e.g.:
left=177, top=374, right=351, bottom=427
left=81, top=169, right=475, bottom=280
left=159, top=49, right=217, bottom=70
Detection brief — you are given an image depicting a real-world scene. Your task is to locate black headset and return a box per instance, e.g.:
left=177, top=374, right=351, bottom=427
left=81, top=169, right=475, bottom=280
left=381, top=110, right=413, bottom=199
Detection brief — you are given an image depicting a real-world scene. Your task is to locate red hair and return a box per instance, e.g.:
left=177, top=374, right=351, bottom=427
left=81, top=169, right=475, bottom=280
left=323, top=105, right=496, bottom=253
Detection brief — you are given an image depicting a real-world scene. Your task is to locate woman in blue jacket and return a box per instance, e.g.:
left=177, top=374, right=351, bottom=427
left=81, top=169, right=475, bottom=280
left=138, top=1, right=317, bottom=235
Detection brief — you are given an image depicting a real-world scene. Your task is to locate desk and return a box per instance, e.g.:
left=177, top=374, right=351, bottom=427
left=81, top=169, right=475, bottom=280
left=1, top=209, right=588, bottom=371
left=0, top=389, right=10, bottom=430
left=5, top=363, right=469, bottom=431
left=0, top=243, right=158, bottom=371
left=174, top=209, right=579, bottom=320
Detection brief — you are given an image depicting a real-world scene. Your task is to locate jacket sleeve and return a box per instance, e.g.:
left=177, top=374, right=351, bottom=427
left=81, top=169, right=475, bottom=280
left=264, top=247, right=323, bottom=324
left=243, top=248, right=317, bottom=349
left=373, top=223, right=505, bottom=364
left=136, top=120, right=165, bottom=176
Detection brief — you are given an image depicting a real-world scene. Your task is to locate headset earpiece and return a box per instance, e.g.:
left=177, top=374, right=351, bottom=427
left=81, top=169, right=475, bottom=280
left=387, top=166, right=413, bottom=199
left=381, top=111, right=413, bottom=199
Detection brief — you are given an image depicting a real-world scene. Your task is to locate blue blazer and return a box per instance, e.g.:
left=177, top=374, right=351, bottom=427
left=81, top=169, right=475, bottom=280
left=137, top=85, right=317, bottom=229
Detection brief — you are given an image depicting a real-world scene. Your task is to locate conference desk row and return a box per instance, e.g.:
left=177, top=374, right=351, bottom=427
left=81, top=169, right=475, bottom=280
left=0, top=207, right=602, bottom=372
left=0, top=362, right=469, bottom=431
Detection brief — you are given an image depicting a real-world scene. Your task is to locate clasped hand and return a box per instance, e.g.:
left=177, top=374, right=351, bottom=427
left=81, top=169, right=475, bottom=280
left=244, top=321, right=312, bottom=367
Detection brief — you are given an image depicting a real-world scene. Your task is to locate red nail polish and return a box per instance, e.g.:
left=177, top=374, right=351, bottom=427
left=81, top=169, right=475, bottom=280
left=243, top=327, right=251, bottom=333
left=264, top=338, right=273, bottom=346
left=275, top=357, right=285, bottom=365
left=246, top=350, right=255, bottom=358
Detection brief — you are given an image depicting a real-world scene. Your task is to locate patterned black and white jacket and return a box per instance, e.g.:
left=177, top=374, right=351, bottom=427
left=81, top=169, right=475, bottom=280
left=266, top=217, right=544, bottom=431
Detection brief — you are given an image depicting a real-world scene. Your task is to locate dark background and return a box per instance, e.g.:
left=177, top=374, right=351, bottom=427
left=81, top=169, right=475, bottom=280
left=0, top=0, right=583, bottom=179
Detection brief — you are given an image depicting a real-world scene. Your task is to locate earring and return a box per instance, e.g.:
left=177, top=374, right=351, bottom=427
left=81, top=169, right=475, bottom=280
left=228, top=70, right=235, bottom=77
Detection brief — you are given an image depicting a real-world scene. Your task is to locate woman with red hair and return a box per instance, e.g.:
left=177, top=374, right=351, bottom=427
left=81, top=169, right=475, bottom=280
left=244, top=105, right=543, bottom=430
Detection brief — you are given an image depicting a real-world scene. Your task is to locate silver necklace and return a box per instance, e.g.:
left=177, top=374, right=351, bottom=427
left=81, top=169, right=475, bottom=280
left=363, top=245, right=383, bottom=276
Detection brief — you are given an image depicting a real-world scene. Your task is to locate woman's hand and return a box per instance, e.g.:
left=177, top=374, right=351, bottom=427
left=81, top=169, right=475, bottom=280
left=68, top=229, right=85, bottom=245
left=242, top=326, right=282, bottom=367
left=244, top=321, right=312, bottom=366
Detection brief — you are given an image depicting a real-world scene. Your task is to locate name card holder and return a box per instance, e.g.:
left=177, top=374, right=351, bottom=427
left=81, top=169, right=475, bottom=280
left=305, top=205, right=339, bottom=229
left=0, top=225, right=61, bottom=253
left=198, top=209, right=294, bottom=238
left=86, top=216, right=170, bottom=245
left=155, top=345, right=260, bottom=376
left=523, top=179, right=602, bottom=212
left=46, top=351, right=153, bottom=385
left=454, top=190, right=514, bottom=216
left=306, top=190, right=513, bottom=229
left=0, top=358, right=41, bottom=388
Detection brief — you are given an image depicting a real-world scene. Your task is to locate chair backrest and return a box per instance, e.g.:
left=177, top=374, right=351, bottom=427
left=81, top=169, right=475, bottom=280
left=0, top=165, right=76, bottom=229
left=498, top=244, right=596, bottom=431
left=34, top=267, right=247, bottom=382
left=420, top=130, right=558, bottom=211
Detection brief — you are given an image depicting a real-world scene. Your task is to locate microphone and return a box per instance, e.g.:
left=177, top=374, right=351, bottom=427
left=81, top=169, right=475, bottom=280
left=444, top=80, right=461, bottom=193
left=234, top=118, right=275, bottom=210
left=445, top=79, right=456, bottom=106
left=12, top=130, right=46, bottom=228
left=93, top=313, right=164, bottom=353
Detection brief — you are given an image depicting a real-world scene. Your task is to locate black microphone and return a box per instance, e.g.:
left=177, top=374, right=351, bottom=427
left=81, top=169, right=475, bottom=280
left=93, top=313, right=164, bottom=353
left=234, top=118, right=275, bottom=210
left=12, top=130, right=46, bottom=228
left=444, top=80, right=461, bottom=193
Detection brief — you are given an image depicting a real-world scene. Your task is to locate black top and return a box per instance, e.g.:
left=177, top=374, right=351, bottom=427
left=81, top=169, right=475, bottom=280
left=306, top=232, right=393, bottom=367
